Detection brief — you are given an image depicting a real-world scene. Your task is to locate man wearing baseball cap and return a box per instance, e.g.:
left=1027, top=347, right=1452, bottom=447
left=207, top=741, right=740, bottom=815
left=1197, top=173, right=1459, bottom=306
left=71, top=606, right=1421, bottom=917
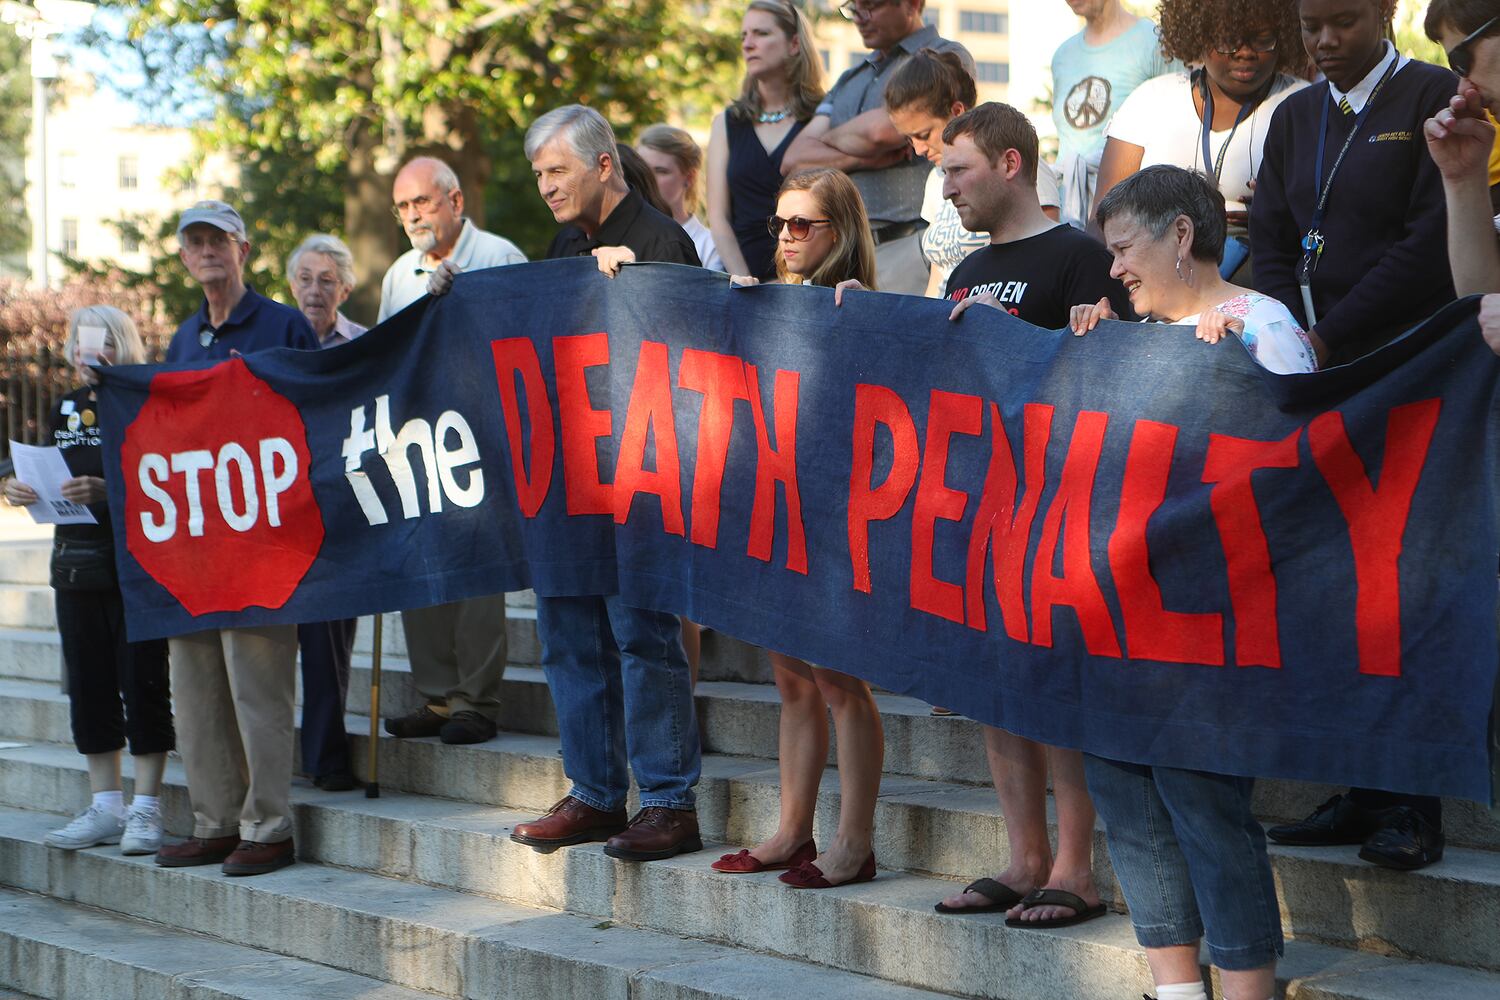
left=154, top=200, right=317, bottom=877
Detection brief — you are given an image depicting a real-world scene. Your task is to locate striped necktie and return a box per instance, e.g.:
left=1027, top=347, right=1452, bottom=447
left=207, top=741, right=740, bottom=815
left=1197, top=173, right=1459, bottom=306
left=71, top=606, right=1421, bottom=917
left=1338, top=96, right=1356, bottom=116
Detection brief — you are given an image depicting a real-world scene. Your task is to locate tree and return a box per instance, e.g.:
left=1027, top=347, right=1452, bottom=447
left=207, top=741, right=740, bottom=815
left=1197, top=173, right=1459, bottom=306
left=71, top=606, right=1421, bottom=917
left=105, top=0, right=740, bottom=321
left=0, top=30, right=30, bottom=271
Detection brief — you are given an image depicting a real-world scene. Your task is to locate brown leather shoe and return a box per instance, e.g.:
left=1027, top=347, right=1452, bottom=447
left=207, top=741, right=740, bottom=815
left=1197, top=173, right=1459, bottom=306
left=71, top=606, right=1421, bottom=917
left=221, top=838, right=295, bottom=876
left=510, top=796, right=628, bottom=851
left=603, top=807, right=702, bottom=861
left=154, top=835, right=239, bottom=868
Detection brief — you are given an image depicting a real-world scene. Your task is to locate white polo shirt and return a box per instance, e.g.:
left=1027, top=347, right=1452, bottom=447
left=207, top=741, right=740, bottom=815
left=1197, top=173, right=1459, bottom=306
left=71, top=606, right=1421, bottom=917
left=378, top=218, right=527, bottom=322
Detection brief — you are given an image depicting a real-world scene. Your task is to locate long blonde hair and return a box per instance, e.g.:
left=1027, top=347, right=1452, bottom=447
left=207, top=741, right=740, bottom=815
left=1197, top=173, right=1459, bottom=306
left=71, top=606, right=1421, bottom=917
left=774, top=168, right=877, bottom=290
left=728, top=1, right=825, bottom=125
left=65, top=305, right=147, bottom=367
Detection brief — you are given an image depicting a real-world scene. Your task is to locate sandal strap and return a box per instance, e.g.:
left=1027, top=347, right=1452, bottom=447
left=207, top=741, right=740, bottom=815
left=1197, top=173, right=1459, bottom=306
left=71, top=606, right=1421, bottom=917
left=1017, top=888, right=1090, bottom=913
left=963, top=877, right=1022, bottom=905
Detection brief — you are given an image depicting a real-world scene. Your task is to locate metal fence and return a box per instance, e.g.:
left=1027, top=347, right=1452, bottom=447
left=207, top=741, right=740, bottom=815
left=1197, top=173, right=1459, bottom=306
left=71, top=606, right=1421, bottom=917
left=0, top=342, right=75, bottom=466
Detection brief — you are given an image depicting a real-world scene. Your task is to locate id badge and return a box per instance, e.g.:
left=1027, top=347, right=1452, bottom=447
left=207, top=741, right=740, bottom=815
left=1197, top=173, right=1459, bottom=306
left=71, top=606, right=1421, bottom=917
left=1299, top=282, right=1318, bottom=330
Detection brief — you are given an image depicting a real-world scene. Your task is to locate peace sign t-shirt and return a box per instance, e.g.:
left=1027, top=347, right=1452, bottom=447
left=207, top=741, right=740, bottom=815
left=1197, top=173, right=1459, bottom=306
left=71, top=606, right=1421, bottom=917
left=1051, top=17, right=1178, bottom=163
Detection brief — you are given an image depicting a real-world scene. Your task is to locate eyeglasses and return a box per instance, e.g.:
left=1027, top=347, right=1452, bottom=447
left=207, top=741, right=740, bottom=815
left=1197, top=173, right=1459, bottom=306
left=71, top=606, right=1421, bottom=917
left=291, top=273, right=342, bottom=292
left=838, top=0, right=895, bottom=22
left=1214, top=32, right=1278, bottom=55
left=390, top=192, right=451, bottom=221
left=768, top=215, right=833, bottom=241
left=1448, top=15, right=1500, bottom=78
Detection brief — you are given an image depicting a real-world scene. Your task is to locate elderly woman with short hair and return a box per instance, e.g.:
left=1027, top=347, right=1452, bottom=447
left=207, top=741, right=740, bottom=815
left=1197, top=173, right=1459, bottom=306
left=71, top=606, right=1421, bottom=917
left=1069, top=165, right=1311, bottom=1000
left=285, top=233, right=364, bottom=789
left=287, top=234, right=366, bottom=348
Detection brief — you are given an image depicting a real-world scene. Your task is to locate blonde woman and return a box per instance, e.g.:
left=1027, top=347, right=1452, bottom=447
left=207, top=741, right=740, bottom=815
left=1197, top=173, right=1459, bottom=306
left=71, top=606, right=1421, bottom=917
left=717, top=168, right=882, bottom=889
left=638, top=124, right=725, bottom=271
left=4, top=306, right=174, bottom=856
left=707, top=0, right=825, bottom=280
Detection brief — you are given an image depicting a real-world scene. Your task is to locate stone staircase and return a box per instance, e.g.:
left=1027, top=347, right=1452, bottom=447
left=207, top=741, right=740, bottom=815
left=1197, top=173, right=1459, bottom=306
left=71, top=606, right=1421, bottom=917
left=1, top=532, right=1498, bottom=999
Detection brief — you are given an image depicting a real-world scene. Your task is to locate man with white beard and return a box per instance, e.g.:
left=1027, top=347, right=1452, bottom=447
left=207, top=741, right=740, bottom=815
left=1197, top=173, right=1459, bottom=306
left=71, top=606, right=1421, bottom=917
left=376, top=155, right=525, bottom=746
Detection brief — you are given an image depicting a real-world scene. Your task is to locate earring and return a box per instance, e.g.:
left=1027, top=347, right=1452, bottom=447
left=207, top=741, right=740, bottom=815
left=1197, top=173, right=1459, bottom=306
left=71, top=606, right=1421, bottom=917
left=1176, top=256, right=1191, bottom=282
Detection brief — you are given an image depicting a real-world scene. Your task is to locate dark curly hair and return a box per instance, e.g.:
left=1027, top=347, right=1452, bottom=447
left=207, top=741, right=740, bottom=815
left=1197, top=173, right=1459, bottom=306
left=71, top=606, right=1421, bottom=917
left=1156, top=0, right=1312, bottom=77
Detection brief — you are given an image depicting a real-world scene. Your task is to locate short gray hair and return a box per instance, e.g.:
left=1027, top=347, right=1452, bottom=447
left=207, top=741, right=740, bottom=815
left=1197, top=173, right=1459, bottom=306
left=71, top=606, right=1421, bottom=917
left=402, top=156, right=461, bottom=195
left=65, top=305, right=147, bottom=366
left=525, top=104, right=618, bottom=168
left=1095, top=165, right=1227, bottom=264
left=287, top=233, right=357, bottom=291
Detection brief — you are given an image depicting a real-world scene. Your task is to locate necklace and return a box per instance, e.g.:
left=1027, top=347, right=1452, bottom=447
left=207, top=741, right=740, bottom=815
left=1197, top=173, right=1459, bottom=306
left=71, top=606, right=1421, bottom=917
left=757, top=107, right=788, bottom=124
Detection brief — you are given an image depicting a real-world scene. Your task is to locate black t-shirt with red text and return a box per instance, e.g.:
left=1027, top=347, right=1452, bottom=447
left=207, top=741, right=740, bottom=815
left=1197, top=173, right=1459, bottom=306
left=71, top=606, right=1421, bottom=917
left=944, top=224, right=1135, bottom=328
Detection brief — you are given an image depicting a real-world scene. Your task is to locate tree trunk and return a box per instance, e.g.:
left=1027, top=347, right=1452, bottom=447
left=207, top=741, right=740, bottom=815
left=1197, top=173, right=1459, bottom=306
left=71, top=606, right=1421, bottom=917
left=344, top=121, right=400, bottom=327
left=420, top=102, right=492, bottom=232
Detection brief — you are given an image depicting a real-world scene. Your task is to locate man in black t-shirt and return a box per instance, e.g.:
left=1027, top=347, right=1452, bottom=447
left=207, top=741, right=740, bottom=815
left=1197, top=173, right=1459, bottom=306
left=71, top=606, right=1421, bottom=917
left=942, top=103, right=1134, bottom=329
left=507, top=105, right=704, bottom=867
left=929, top=103, right=1130, bottom=927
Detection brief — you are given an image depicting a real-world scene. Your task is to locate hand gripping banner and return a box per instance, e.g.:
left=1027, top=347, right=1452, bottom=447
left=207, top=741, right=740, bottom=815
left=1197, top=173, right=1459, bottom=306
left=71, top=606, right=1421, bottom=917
left=98, top=259, right=1500, bottom=800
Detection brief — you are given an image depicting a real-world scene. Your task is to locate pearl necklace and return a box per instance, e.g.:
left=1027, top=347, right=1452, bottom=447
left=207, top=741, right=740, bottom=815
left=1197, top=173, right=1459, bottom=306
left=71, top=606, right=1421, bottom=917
left=757, top=108, right=788, bottom=124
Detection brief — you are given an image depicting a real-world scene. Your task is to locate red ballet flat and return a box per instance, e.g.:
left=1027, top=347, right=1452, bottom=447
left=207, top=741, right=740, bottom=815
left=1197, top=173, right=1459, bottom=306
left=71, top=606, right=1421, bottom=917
left=711, top=839, right=817, bottom=873
left=777, top=852, right=877, bottom=889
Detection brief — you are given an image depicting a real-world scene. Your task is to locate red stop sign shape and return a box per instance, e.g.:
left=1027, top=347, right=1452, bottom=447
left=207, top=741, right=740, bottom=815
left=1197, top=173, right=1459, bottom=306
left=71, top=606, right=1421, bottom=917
left=122, top=358, right=324, bottom=616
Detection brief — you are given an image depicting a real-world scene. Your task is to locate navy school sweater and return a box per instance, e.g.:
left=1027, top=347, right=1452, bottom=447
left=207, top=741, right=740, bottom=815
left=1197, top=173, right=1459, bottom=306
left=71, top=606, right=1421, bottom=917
left=1250, top=59, right=1457, bottom=359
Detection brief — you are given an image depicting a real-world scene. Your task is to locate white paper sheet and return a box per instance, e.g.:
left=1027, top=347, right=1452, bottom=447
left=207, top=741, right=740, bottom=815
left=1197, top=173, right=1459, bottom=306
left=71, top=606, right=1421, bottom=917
left=7, top=442, right=98, bottom=525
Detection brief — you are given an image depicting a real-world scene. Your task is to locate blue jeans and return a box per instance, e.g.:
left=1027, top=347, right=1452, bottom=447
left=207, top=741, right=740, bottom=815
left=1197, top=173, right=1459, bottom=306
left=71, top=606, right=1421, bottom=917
left=536, top=594, right=699, bottom=811
left=1084, top=755, right=1283, bottom=971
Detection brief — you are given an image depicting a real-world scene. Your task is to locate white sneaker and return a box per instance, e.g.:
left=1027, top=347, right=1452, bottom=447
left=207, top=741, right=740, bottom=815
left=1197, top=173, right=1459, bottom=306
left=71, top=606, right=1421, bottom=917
left=120, top=804, right=163, bottom=856
left=43, top=804, right=125, bottom=850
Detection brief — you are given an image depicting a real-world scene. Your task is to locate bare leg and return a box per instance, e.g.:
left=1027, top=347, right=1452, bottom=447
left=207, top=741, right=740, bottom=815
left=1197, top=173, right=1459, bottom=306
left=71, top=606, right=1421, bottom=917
left=679, top=618, right=701, bottom=689
left=745, top=653, right=827, bottom=864
left=1220, top=966, right=1276, bottom=1000
left=938, top=726, right=1050, bottom=910
left=808, top=666, right=884, bottom=883
left=1007, top=746, right=1102, bottom=923
left=85, top=751, right=122, bottom=795
left=1146, top=945, right=1204, bottom=994
left=130, top=752, right=167, bottom=799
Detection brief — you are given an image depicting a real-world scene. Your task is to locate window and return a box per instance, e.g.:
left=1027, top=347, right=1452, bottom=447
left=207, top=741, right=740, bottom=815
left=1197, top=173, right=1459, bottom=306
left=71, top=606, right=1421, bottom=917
left=58, top=153, right=78, bottom=189
left=118, top=155, right=139, bottom=190
left=121, top=229, right=140, bottom=253
left=923, top=10, right=938, bottom=28
left=849, top=51, right=866, bottom=69
left=975, top=61, right=1010, bottom=84
left=60, top=218, right=78, bottom=258
left=819, top=48, right=830, bottom=71
left=960, top=11, right=1008, bottom=34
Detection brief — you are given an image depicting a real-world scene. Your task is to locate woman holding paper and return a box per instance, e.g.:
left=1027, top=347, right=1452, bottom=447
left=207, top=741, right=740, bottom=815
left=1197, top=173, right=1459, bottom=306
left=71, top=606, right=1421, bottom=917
left=716, top=168, right=884, bottom=889
left=2, top=306, right=174, bottom=856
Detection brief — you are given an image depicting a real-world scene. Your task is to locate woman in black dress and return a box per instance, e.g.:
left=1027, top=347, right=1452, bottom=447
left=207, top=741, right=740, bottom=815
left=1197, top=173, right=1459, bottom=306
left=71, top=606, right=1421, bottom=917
left=706, top=0, right=825, bottom=280
left=3, top=306, right=173, bottom=856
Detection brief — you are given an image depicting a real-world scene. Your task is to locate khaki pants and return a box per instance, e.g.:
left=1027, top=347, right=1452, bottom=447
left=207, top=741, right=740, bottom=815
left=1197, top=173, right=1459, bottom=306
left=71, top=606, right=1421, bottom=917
left=169, top=625, right=298, bottom=843
left=400, top=595, right=508, bottom=720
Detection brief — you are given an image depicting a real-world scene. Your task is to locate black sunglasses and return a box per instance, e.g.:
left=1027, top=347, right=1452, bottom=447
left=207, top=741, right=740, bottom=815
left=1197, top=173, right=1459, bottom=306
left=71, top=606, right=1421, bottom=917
left=1214, top=32, right=1278, bottom=55
left=767, top=215, right=833, bottom=241
left=1449, top=15, right=1500, bottom=78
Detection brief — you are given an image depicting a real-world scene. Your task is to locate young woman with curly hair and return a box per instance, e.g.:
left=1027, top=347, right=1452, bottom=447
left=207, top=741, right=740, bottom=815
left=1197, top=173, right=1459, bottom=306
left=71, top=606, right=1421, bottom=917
left=1093, top=0, right=1311, bottom=283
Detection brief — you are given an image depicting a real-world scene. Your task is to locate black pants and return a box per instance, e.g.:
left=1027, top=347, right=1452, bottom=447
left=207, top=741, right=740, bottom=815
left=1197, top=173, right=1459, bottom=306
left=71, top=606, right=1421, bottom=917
left=297, top=619, right=357, bottom=778
left=55, top=588, right=173, bottom=756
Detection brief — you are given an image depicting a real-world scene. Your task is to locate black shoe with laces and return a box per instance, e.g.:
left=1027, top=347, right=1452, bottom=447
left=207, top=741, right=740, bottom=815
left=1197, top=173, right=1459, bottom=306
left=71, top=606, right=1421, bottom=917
left=1265, top=793, right=1386, bottom=846
left=383, top=705, right=447, bottom=739
left=1358, top=805, right=1445, bottom=871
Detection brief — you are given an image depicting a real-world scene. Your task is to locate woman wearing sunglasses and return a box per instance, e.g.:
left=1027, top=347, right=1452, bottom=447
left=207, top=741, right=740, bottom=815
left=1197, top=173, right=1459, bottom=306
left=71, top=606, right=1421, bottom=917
left=1093, top=0, right=1310, bottom=283
left=716, top=167, right=883, bottom=889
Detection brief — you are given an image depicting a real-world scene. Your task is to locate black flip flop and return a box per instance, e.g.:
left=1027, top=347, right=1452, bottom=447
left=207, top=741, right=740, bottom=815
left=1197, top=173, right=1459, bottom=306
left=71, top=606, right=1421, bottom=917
left=933, top=877, right=1026, bottom=914
left=1003, top=888, right=1108, bottom=928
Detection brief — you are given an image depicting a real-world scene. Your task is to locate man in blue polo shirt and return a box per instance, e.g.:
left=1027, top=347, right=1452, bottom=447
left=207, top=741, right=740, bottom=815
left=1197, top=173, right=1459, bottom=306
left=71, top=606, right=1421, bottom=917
left=154, top=200, right=317, bottom=878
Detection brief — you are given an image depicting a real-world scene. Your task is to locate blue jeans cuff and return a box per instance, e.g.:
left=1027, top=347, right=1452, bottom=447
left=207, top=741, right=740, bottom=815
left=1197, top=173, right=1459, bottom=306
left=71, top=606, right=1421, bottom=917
left=566, top=786, right=624, bottom=813
left=1205, top=935, right=1284, bottom=971
left=1132, top=919, right=1206, bottom=950
left=638, top=796, right=695, bottom=811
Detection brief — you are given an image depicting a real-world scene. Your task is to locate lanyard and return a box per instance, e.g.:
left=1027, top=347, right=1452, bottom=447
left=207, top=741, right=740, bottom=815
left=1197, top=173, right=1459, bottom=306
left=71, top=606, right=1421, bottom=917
left=1198, top=70, right=1262, bottom=185
left=1298, top=56, right=1400, bottom=325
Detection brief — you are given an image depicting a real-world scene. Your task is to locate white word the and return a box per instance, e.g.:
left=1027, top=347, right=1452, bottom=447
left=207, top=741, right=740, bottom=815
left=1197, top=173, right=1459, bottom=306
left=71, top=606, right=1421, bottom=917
left=341, top=395, right=484, bottom=526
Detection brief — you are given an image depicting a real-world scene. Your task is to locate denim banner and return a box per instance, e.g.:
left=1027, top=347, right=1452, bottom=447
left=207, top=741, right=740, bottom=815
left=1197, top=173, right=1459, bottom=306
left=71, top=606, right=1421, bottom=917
left=98, top=258, right=1500, bottom=800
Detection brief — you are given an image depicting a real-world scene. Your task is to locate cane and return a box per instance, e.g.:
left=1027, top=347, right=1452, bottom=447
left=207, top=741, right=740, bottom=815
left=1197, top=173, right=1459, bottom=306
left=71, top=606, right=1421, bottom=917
left=365, top=613, right=383, bottom=799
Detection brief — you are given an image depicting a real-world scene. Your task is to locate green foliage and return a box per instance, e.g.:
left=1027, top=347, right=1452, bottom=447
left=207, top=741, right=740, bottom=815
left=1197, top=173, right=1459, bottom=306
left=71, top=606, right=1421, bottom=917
left=0, top=31, right=30, bottom=265
left=1393, top=0, right=1446, bottom=65
left=102, top=0, right=741, bottom=306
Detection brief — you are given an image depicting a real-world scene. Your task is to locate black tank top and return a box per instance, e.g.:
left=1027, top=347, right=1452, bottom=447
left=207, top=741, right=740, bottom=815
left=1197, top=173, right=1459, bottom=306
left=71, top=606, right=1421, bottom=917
left=726, top=113, right=806, bottom=281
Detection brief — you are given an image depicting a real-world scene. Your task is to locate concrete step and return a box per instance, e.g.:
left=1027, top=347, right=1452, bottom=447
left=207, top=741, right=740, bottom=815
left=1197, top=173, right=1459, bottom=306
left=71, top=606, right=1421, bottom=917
left=0, top=629, right=62, bottom=684
left=0, top=806, right=962, bottom=1000
left=0, top=887, right=434, bottom=1000
left=4, top=659, right=1499, bottom=857
left=0, top=541, right=49, bottom=586
left=0, top=586, right=52, bottom=632
left=3, top=732, right=1499, bottom=978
